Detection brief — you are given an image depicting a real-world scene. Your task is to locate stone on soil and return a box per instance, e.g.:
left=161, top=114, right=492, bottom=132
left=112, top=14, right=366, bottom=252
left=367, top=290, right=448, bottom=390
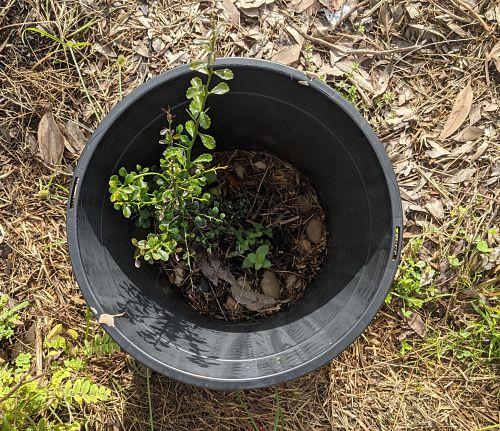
left=260, top=270, right=280, bottom=299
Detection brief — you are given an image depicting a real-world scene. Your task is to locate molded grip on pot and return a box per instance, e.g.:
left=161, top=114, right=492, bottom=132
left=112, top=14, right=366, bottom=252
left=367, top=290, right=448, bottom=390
left=69, top=176, right=80, bottom=210
left=67, top=58, right=403, bottom=390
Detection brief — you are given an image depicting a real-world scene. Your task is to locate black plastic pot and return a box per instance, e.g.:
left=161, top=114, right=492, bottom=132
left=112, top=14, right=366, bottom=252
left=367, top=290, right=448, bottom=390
left=67, top=58, right=402, bottom=390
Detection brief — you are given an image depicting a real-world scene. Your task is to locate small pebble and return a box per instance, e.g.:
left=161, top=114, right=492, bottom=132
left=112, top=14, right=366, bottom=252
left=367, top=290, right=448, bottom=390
left=260, top=270, right=280, bottom=299
left=172, top=267, right=185, bottom=286
left=234, top=163, right=246, bottom=179
left=237, top=276, right=252, bottom=290
left=306, top=218, right=324, bottom=244
left=299, top=238, right=312, bottom=252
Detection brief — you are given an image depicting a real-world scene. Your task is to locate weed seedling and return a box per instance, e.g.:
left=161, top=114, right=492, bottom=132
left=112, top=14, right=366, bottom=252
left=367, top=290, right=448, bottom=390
left=243, top=244, right=272, bottom=271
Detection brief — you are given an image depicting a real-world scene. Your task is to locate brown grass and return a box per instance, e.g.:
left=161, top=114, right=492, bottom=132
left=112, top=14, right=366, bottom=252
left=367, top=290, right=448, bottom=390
left=1, top=0, right=499, bottom=429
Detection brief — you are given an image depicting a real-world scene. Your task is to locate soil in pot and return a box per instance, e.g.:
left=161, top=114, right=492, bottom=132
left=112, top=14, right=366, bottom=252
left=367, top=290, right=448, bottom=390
left=160, top=150, right=327, bottom=322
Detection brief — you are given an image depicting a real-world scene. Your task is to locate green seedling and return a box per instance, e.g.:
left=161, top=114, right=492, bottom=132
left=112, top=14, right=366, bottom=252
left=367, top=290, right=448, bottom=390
left=243, top=244, right=272, bottom=270
left=109, top=26, right=234, bottom=268
left=0, top=295, right=29, bottom=342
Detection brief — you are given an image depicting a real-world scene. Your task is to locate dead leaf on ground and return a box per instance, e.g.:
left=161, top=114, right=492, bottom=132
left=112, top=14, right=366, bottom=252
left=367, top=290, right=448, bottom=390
left=425, top=139, right=450, bottom=158
left=373, top=63, right=393, bottom=97
left=194, top=249, right=277, bottom=311
left=291, top=0, right=317, bottom=13
left=230, top=285, right=277, bottom=311
left=237, top=0, right=274, bottom=9
left=37, top=105, right=64, bottom=166
left=438, top=82, right=473, bottom=140
left=93, top=42, right=117, bottom=58
left=404, top=312, right=426, bottom=338
left=486, top=41, right=500, bottom=73
left=333, top=61, right=375, bottom=94
left=453, top=125, right=483, bottom=142
left=445, top=168, right=476, bottom=184
left=98, top=312, right=125, bottom=327
left=61, top=120, right=86, bottom=152
left=271, top=44, right=302, bottom=65
left=425, top=198, right=445, bottom=220
left=219, top=0, right=240, bottom=24
left=318, top=0, right=343, bottom=10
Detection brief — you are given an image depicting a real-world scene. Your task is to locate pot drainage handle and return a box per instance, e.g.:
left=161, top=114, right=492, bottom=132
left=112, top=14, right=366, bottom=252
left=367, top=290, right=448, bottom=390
left=69, top=176, right=80, bottom=210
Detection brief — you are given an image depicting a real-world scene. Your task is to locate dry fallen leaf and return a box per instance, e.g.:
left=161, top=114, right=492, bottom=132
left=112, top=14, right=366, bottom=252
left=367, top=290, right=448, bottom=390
left=194, top=249, right=277, bottom=311
left=37, top=105, right=65, bottom=166
left=237, top=0, right=274, bottom=9
left=219, top=0, right=240, bottom=24
left=439, top=82, right=473, bottom=140
left=425, top=139, right=450, bottom=158
left=333, top=61, right=375, bottom=94
left=93, top=42, right=117, bottom=58
left=425, top=198, right=445, bottom=220
left=446, top=168, right=476, bottom=184
left=98, top=312, right=125, bottom=327
left=486, top=41, right=500, bottom=73
left=292, top=0, right=317, bottom=13
left=230, top=285, right=277, bottom=311
left=453, top=125, right=483, bottom=142
left=271, top=44, right=302, bottom=65
left=404, top=312, right=426, bottom=338
left=318, top=0, right=343, bottom=10
left=62, top=120, right=86, bottom=152
left=373, top=63, right=393, bottom=97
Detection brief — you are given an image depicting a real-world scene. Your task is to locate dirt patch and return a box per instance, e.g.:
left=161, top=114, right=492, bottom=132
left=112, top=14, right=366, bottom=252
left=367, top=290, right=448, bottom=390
left=162, top=150, right=327, bottom=321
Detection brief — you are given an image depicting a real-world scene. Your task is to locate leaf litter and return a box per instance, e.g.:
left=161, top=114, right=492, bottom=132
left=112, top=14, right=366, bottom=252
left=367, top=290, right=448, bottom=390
left=163, top=151, right=327, bottom=321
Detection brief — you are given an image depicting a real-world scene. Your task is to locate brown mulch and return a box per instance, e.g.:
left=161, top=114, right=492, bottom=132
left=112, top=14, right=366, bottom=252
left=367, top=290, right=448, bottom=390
left=163, top=150, right=327, bottom=321
left=1, top=0, right=499, bottom=429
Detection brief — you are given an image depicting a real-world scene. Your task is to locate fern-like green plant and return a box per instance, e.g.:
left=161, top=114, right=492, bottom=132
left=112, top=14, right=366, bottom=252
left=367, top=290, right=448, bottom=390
left=0, top=294, right=29, bottom=342
left=0, top=315, right=115, bottom=430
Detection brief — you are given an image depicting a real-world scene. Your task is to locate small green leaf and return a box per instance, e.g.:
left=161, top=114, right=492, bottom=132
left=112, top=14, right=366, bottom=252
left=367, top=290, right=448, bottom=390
left=199, top=111, right=211, bottom=129
left=189, top=100, right=201, bottom=118
left=199, top=133, right=215, bottom=149
left=185, top=120, right=195, bottom=137
left=186, top=86, right=201, bottom=99
left=256, top=244, right=269, bottom=256
left=205, top=170, right=217, bottom=184
left=242, top=255, right=255, bottom=268
left=211, top=82, right=230, bottom=95
left=476, top=240, right=491, bottom=253
left=122, top=206, right=131, bottom=218
left=262, top=260, right=272, bottom=269
left=190, top=60, right=208, bottom=75
left=190, top=76, right=203, bottom=89
left=214, top=68, right=234, bottom=80
left=193, top=153, right=213, bottom=164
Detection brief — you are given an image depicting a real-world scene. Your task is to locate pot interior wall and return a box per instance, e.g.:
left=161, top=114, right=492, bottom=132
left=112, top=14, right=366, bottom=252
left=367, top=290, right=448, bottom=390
left=73, top=62, right=398, bottom=386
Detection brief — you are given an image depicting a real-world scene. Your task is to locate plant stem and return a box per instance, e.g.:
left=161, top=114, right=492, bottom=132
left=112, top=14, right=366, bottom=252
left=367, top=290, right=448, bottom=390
left=236, top=391, right=259, bottom=431
left=146, top=368, right=154, bottom=431
left=185, top=31, right=217, bottom=167
left=69, top=45, right=102, bottom=121
left=118, top=63, right=123, bottom=101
